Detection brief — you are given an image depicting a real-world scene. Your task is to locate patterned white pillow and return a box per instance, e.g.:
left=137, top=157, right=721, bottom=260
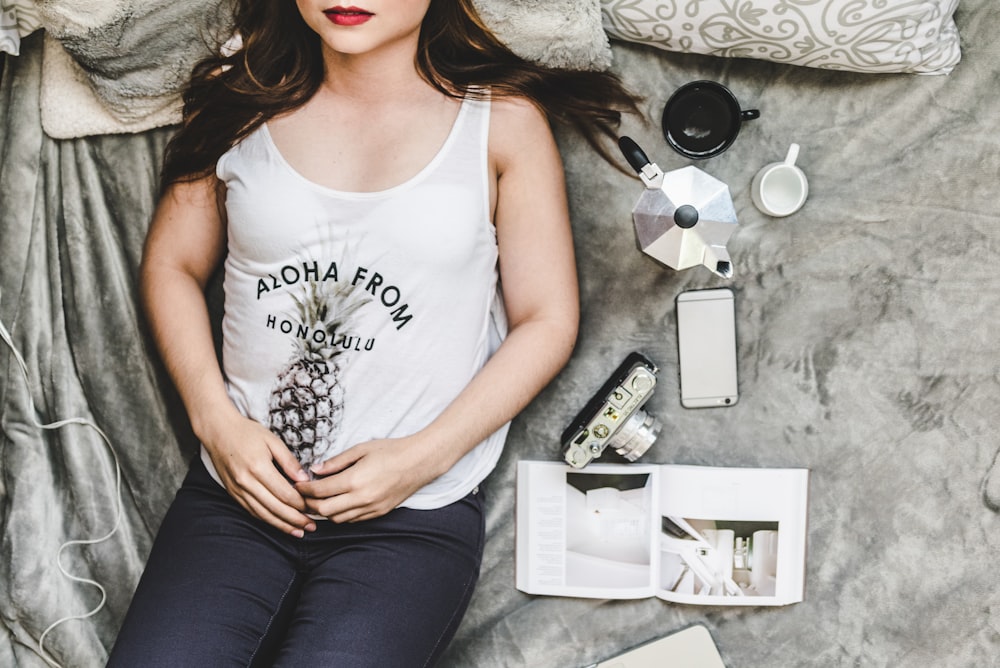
left=601, top=0, right=961, bottom=75
left=1, top=0, right=43, bottom=56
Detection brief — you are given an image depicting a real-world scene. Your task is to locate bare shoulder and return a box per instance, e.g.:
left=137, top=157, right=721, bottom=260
left=490, top=95, right=547, bottom=128
left=489, top=95, right=559, bottom=174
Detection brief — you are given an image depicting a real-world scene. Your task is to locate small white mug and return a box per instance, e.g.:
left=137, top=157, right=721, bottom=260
left=751, top=143, right=808, bottom=217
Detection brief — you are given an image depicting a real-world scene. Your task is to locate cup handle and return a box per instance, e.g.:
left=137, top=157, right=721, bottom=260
left=785, top=143, right=800, bottom=166
left=742, top=109, right=760, bottom=121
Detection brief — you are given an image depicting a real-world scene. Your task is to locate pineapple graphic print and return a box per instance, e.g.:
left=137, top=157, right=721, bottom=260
left=267, top=276, right=370, bottom=476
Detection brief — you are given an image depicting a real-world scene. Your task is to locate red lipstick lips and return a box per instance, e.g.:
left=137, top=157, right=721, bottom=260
left=323, top=6, right=374, bottom=26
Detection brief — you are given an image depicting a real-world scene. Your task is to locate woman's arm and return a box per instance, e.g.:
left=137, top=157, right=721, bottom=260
left=300, top=97, right=579, bottom=522
left=142, top=176, right=316, bottom=536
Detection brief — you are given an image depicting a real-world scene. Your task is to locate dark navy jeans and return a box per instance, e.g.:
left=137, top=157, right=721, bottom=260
left=107, top=457, right=484, bottom=667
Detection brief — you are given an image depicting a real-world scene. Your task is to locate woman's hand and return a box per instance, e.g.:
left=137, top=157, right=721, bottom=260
left=201, top=410, right=317, bottom=536
left=295, top=437, right=438, bottom=523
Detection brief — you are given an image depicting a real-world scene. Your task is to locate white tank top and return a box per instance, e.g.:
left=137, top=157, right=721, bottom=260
left=208, top=93, right=508, bottom=510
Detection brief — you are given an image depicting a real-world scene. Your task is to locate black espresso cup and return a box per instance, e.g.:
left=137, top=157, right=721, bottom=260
left=661, top=81, right=760, bottom=160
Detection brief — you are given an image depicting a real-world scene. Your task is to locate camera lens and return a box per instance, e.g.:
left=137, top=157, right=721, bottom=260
left=610, top=410, right=662, bottom=461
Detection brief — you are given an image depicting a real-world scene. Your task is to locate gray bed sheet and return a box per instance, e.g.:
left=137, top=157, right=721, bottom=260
left=2, top=1, right=998, bottom=665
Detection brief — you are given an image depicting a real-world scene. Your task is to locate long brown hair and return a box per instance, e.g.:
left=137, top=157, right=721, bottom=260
left=159, top=0, right=640, bottom=189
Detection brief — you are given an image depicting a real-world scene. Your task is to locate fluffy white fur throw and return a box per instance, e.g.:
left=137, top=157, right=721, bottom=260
left=473, top=0, right=611, bottom=71
left=40, top=33, right=182, bottom=139
left=37, top=0, right=226, bottom=138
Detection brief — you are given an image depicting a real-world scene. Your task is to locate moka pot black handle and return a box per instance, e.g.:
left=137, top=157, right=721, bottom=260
left=618, top=136, right=651, bottom=174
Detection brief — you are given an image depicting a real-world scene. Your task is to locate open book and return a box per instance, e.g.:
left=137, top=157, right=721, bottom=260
left=516, top=461, right=808, bottom=606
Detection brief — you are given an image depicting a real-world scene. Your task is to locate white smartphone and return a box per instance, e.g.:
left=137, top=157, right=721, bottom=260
left=589, top=624, right=725, bottom=668
left=675, top=287, right=739, bottom=408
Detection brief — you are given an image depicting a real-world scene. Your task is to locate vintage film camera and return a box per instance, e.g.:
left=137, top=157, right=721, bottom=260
left=561, top=352, right=663, bottom=468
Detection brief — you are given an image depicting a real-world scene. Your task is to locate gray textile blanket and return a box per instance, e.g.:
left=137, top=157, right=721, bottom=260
left=2, top=2, right=999, bottom=667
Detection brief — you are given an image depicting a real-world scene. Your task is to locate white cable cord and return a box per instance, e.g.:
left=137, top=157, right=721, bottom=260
left=0, top=304, right=124, bottom=668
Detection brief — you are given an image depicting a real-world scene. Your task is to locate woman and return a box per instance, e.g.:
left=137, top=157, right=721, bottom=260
left=109, top=1, right=638, bottom=665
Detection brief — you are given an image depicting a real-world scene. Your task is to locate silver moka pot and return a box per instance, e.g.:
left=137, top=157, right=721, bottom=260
left=619, top=136, right=738, bottom=279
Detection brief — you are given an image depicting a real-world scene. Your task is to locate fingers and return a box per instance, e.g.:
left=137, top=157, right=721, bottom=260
left=269, top=437, right=311, bottom=483
left=222, top=461, right=316, bottom=536
left=302, top=491, right=390, bottom=524
left=308, top=446, right=362, bottom=478
left=296, top=473, right=361, bottom=521
left=295, top=439, right=432, bottom=523
left=232, top=484, right=317, bottom=537
left=297, top=447, right=401, bottom=523
left=206, top=423, right=318, bottom=537
left=331, top=507, right=381, bottom=524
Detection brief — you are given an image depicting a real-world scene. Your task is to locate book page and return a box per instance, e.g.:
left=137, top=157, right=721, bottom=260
left=654, top=465, right=809, bottom=606
left=516, top=461, right=660, bottom=599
